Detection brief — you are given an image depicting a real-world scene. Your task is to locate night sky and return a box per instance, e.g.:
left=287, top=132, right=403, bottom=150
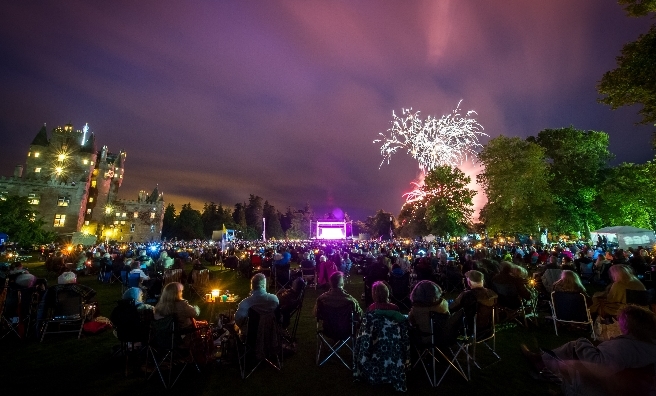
left=0, top=1, right=653, bottom=221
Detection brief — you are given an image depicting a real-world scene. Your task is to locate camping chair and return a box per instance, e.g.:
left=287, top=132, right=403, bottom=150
left=163, top=269, right=183, bottom=287
left=146, top=316, right=200, bottom=389
left=464, top=302, right=500, bottom=370
left=237, top=306, right=283, bottom=379
left=99, top=263, right=121, bottom=284
left=493, top=282, right=535, bottom=327
left=316, top=299, right=357, bottom=370
left=273, top=264, right=291, bottom=293
left=579, top=263, right=595, bottom=284
left=187, top=269, right=210, bottom=301
left=279, top=282, right=306, bottom=345
left=110, top=299, right=153, bottom=376
left=301, top=267, right=317, bottom=289
left=353, top=312, right=411, bottom=392
left=549, top=291, right=595, bottom=340
left=389, top=272, right=412, bottom=312
left=40, top=288, right=95, bottom=342
left=411, top=309, right=470, bottom=387
left=1, top=286, right=31, bottom=340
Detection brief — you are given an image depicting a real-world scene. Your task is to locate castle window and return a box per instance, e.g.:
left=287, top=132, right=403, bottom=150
left=130, top=223, right=135, bottom=232
left=133, top=212, right=138, bottom=218
left=57, top=196, right=70, bottom=206
left=0, top=192, right=7, bottom=201
left=35, top=167, right=41, bottom=173
left=53, top=214, right=66, bottom=227
left=86, top=209, right=92, bottom=214
left=83, top=159, right=88, bottom=165
left=91, top=161, right=94, bottom=166
left=88, top=197, right=93, bottom=203
left=120, top=221, right=125, bottom=225
left=34, top=152, right=40, bottom=158
left=122, top=212, right=127, bottom=218
left=28, top=193, right=40, bottom=205
left=91, top=180, right=96, bottom=188
left=150, top=212, right=156, bottom=219
left=114, top=220, right=119, bottom=225
left=150, top=225, right=155, bottom=233
left=84, top=220, right=89, bottom=226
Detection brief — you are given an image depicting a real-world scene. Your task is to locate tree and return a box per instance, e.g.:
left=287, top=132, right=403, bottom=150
left=596, top=161, right=656, bottom=229
left=201, top=202, right=221, bottom=239
left=618, top=0, right=656, bottom=17
left=0, top=195, right=55, bottom=246
left=176, top=203, right=204, bottom=240
left=477, top=136, right=555, bottom=235
left=529, top=127, right=613, bottom=237
left=598, top=24, right=656, bottom=126
left=422, top=165, right=475, bottom=238
left=232, top=203, right=247, bottom=230
left=365, top=210, right=395, bottom=240
left=263, top=201, right=284, bottom=239
left=161, top=203, right=177, bottom=240
left=245, top=195, right=264, bottom=237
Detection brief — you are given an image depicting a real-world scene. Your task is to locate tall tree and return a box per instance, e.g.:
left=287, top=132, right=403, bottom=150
left=529, top=127, right=613, bottom=237
left=422, top=165, right=476, bottom=238
left=161, top=203, right=177, bottom=240
left=366, top=210, right=395, bottom=240
left=477, top=136, right=555, bottom=235
left=232, top=203, right=247, bottom=230
left=0, top=195, right=55, bottom=246
left=201, top=202, right=221, bottom=238
left=263, top=201, right=284, bottom=239
left=176, top=203, right=204, bottom=240
left=245, top=195, right=264, bottom=236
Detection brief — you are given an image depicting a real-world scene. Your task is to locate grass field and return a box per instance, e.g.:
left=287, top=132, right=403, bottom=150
left=0, top=259, right=589, bottom=395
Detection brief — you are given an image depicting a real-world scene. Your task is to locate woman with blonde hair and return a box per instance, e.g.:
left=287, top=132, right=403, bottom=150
left=590, top=264, right=646, bottom=317
left=154, top=282, right=200, bottom=330
left=553, top=270, right=588, bottom=296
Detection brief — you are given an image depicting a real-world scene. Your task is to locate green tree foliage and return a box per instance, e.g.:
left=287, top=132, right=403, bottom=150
left=397, top=201, right=429, bottom=238
left=232, top=203, right=247, bottom=230
left=477, top=136, right=555, bottom=235
left=161, top=203, right=177, bottom=240
left=0, top=195, right=55, bottom=246
left=598, top=24, right=656, bottom=126
left=281, top=206, right=311, bottom=239
left=263, top=201, right=284, bottom=239
left=529, top=127, right=613, bottom=236
left=201, top=202, right=221, bottom=238
left=422, top=165, right=475, bottom=238
left=176, top=203, right=204, bottom=240
left=365, top=210, right=395, bottom=240
left=618, top=0, right=656, bottom=16
left=245, top=195, right=264, bottom=236
left=596, top=161, right=656, bottom=229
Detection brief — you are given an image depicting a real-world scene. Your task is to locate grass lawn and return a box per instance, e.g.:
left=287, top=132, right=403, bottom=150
left=0, top=259, right=590, bottom=395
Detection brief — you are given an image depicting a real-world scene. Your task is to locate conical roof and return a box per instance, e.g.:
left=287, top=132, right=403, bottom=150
left=31, top=125, right=49, bottom=146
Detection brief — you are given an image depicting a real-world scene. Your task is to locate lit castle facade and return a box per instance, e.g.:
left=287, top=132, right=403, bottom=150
left=0, top=123, right=164, bottom=243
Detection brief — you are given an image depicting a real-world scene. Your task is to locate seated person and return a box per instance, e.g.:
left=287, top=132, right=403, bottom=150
left=492, top=261, right=533, bottom=303
left=367, top=281, right=405, bottom=322
left=136, top=250, right=154, bottom=271
left=235, top=273, right=279, bottom=338
left=8, top=262, right=37, bottom=288
left=414, top=257, right=434, bottom=282
left=36, top=271, right=97, bottom=331
left=154, top=282, right=200, bottom=332
left=340, top=252, right=352, bottom=274
left=277, top=277, right=305, bottom=327
left=553, top=270, right=588, bottom=295
left=449, top=270, right=497, bottom=324
left=314, top=271, right=363, bottom=319
left=521, top=305, right=656, bottom=394
left=122, top=287, right=154, bottom=311
left=317, top=255, right=338, bottom=288
left=408, top=280, right=449, bottom=343
left=157, top=251, right=173, bottom=271
left=129, top=259, right=150, bottom=281
left=589, top=264, right=646, bottom=318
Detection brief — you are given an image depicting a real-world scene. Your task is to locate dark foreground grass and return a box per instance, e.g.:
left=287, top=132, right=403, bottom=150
left=1, top=260, right=586, bottom=395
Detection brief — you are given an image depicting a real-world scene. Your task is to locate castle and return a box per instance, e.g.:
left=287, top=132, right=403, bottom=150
left=0, top=123, right=165, bottom=243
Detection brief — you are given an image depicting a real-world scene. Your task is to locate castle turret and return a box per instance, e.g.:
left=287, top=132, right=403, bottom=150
left=31, top=124, right=49, bottom=146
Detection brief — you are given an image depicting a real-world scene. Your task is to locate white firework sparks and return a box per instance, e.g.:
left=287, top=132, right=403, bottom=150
left=374, top=100, right=486, bottom=172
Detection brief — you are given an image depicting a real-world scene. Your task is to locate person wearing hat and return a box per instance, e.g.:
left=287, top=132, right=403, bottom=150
left=449, top=270, right=497, bottom=322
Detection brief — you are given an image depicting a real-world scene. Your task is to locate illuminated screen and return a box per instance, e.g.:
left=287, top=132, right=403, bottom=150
left=318, top=227, right=345, bottom=239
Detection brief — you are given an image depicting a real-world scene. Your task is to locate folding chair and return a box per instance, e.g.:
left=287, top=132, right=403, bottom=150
left=316, top=299, right=357, bottom=370
left=389, top=272, right=412, bottom=312
left=110, top=299, right=153, bottom=376
left=273, top=264, right=291, bottom=293
left=279, top=282, right=306, bottom=344
left=99, top=263, right=121, bottom=284
left=301, top=267, right=317, bottom=289
left=493, top=282, right=535, bottom=327
left=146, top=316, right=200, bottom=389
left=40, top=288, right=95, bottom=342
left=1, top=286, right=31, bottom=340
left=187, top=269, right=210, bottom=301
left=464, top=302, right=500, bottom=370
left=411, top=309, right=470, bottom=387
left=163, top=269, right=182, bottom=287
left=549, top=291, right=595, bottom=340
left=237, top=306, right=283, bottom=379
left=579, top=263, right=595, bottom=284
left=353, top=312, right=410, bottom=392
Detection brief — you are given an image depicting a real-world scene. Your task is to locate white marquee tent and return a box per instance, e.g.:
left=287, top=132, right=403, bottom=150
left=591, top=226, right=655, bottom=249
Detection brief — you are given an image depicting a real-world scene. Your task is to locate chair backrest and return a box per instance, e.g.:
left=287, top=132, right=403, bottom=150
left=191, top=269, right=209, bottom=286
left=430, top=309, right=466, bottom=348
left=111, top=299, right=149, bottom=342
left=389, top=272, right=411, bottom=298
left=474, top=302, right=495, bottom=338
left=580, top=262, right=594, bottom=276
left=127, top=273, right=142, bottom=288
left=53, top=289, right=83, bottom=319
left=626, top=289, right=651, bottom=306
left=316, top=299, right=355, bottom=341
left=150, top=316, right=177, bottom=350
left=493, top=282, right=522, bottom=309
left=551, top=291, right=590, bottom=323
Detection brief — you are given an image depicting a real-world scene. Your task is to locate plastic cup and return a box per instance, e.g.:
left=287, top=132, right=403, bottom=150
left=222, top=294, right=228, bottom=302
